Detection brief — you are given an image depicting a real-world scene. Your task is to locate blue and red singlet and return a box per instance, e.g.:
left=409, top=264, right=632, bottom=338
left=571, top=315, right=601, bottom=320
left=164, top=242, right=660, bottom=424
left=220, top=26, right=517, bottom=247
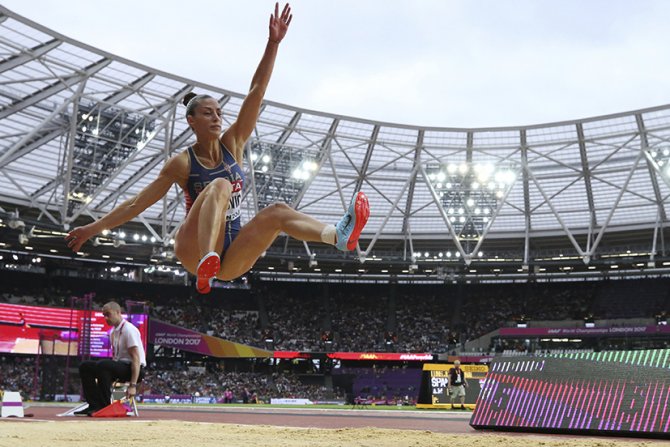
left=184, top=143, right=245, bottom=255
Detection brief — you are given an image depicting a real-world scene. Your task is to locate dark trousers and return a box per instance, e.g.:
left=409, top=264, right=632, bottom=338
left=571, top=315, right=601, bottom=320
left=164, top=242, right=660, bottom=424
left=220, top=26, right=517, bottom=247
left=78, top=360, right=144, bottom=410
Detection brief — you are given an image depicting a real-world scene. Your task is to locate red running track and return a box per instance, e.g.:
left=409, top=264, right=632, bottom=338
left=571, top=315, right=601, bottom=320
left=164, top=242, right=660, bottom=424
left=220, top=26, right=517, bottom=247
left=13, top=404, right=475, bottom=433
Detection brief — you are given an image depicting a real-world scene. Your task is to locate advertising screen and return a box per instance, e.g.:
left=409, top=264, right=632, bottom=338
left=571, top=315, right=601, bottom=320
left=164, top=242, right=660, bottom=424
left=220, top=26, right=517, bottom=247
left=470, top=354, right=670, bottom=438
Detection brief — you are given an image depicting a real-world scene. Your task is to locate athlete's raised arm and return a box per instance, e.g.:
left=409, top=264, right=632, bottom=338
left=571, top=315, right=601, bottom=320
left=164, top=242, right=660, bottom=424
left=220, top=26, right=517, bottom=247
left=222, top=2, right=292, bottom=163
left=64, top=155, right=184, bottom=252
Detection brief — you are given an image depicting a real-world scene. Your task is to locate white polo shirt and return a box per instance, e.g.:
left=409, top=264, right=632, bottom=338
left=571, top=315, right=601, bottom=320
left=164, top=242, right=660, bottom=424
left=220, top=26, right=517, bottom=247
left=110, top=320, right=146, bottom=367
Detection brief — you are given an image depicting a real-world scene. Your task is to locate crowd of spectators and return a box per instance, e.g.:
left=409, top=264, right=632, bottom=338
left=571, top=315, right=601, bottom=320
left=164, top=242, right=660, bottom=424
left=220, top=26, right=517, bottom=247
left=458, top=282, right=598, bottom=342
left=1, top=287, right=70, bottom=308
left=0, top=355, right=342, bottom=402
left=0, top=356, right=34, bottom=399
left=592, top=278, right=670, bottom=319
left=0, top=356, right=78, bottom=400
left=2, top=271, right=669, bottom=353
left=263, top=289, right=326, bottom=351
left=394, top=293, right=452, bottom=353
left=140, top=365, right=343, bottom=402
left=152, top=305, right=260, bottom=347
left=2, top=275, right=669, bottom=404
left=329, top=292, right=388, bottom=352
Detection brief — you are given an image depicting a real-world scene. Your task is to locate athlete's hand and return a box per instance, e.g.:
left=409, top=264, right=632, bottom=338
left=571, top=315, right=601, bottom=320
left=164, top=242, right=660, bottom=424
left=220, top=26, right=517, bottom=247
left=64, top=224, right=97, bottom=252
left=269, top=2, right=292, bottom=43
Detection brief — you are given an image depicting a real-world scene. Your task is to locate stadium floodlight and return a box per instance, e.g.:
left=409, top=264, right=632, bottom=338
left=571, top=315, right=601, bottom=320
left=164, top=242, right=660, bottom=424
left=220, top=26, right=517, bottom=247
left=249, top=141, right=324, bottom=209
left=426, top=161, right=518, bottom=242
left=7, top=210, right=24, bottom=230
left=584, top=316, right=595, bottom=328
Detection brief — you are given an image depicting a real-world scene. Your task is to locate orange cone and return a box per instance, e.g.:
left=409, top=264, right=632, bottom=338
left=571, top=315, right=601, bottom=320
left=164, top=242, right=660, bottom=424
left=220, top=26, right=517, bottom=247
left=92, top=400, right=128, bottom=418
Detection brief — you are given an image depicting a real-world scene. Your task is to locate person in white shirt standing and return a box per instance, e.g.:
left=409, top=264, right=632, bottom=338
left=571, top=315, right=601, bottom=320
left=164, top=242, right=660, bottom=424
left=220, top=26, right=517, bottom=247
left=448, top=359, right=469, bottom=410
left=75, top=301, right=146, bottom=416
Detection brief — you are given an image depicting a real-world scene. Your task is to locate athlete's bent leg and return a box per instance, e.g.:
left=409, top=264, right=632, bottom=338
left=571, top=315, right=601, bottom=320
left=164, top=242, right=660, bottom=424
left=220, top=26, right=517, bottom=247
left=174, top=178, right=232, bottom=292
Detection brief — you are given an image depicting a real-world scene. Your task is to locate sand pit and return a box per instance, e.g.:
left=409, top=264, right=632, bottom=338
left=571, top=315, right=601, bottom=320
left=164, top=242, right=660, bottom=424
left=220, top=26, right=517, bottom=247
left=0, top=420, right=668, bottom=447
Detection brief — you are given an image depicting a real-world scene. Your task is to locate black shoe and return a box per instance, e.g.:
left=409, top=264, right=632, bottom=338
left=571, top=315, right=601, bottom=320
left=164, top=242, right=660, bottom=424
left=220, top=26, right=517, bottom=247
left=461, top=405, right=467, bottom=410
left=74, top=407, right=96, bottom=416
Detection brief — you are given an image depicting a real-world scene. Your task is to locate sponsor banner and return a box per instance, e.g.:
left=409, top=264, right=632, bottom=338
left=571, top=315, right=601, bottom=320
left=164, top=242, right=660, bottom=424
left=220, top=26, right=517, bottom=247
left=450, top=355, right=492, bottom=363
left=437, top=354, right=493, bottom=363
left=149, top=319, right=272, bottom=358
left=270, top=398, right=313, bottom=405
left=273, top=351, right=312, bottom=359
left=499, top=325, right=670, bottom=338
left=423, top=363, right=489, bottom=373
left=54, top=394, right=82, bottom=403
left=140, top=394, right=192, bottom=404
left=193, top=397, right=217, bottom=404
left=326, top=352, right=434, bottom=361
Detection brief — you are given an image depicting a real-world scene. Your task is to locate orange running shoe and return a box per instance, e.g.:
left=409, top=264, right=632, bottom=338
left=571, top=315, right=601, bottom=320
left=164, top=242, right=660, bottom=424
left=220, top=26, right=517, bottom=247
left=196, top=251, right=220, bottom=294
left=335, top=191, right=370, bottom=251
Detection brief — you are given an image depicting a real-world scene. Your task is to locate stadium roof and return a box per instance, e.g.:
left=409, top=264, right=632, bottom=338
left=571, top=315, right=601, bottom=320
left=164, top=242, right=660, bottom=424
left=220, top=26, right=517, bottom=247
left=2, top=5, right=670, bottom=279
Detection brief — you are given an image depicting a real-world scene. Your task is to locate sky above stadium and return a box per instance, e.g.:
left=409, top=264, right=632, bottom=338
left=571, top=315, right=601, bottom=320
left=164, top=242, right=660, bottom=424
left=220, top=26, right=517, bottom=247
left=4, top=0, right=670, bottom=128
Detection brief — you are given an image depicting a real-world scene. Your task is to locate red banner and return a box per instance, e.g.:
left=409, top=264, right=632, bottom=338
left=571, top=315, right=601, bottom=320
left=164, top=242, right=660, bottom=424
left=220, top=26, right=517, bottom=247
left=326, top=352, right=434, bottom=361
left=273, top=351, right=312, bottom=359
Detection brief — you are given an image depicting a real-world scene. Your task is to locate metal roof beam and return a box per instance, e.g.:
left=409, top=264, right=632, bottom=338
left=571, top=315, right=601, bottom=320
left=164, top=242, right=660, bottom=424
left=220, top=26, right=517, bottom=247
left=276, top=111, right=301, bottom=146
left=4, top=72, right=156, bottom=170
left=60, top=81, right=88, bottom=226
left=576, top=123, right=598, bottom=229
left=0, top=58, right=111, bottom=120
left=362, top=163, right=419, bottom=257
left=636, top=113, right=667, bottom=222
left=24, top=73, right=167, bottom=202
left=102, top=72, right=155, bottom=104
left=291, top=118, right=339, bottom=209
left=0, top=125, right=65, bottom=170
left=587, top=151, right=645, bottom=258
left=353, top=125, right=378, bottom=193
left=401, top=130, right=423, bottom=235
left=0, top=38, right=60, bottom=74
left=520, top=130, right=531, bottom=265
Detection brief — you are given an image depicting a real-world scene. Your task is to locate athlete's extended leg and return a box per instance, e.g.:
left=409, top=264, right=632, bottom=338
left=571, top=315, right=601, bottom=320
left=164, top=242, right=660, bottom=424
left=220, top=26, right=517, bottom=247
left=217, top=192, right=369, bottom=280
left=217, top=203, right=328, bottom=280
